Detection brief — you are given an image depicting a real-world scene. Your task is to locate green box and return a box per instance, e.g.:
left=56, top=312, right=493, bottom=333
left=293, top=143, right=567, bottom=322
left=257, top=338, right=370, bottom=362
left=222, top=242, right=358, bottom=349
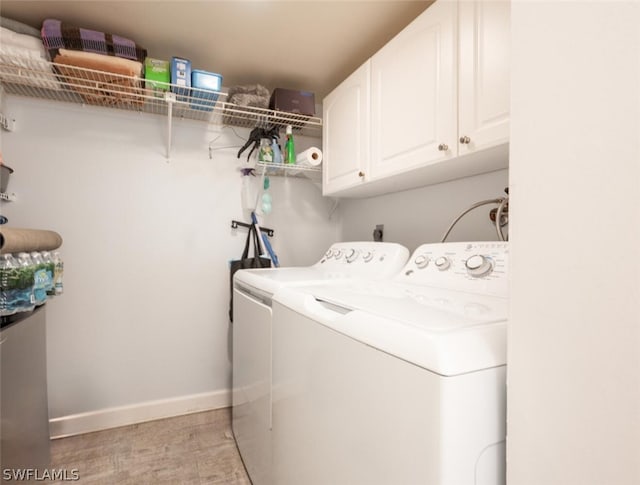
left=144, top=58, right=170, bottom=94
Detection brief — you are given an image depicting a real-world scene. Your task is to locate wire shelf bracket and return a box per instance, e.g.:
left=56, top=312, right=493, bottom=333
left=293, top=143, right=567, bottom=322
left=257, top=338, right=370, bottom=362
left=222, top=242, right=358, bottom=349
left=0, top=111, right=15, bottom=131
left=165, top=91, right=176, bottom=160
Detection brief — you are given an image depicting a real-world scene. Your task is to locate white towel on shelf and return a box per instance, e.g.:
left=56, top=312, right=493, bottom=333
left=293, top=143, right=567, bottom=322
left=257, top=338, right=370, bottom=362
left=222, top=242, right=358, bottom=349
left=0, top=27, right=60, bottom=90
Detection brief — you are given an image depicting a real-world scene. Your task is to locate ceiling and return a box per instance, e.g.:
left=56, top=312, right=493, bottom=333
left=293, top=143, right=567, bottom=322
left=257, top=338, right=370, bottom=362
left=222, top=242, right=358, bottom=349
left=1, top=0, right=432, bottom=100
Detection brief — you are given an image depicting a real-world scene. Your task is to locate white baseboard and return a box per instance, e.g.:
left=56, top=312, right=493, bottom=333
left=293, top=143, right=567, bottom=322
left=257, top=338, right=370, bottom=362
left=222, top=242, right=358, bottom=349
left=49, top=389, right=231, bottom=439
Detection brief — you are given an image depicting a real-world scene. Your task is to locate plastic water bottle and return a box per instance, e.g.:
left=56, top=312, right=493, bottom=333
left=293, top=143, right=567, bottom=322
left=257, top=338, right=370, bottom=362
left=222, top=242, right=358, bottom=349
left=41, top=251, right=56, bottom=298
left=16, top=252, right=36, bottom=312
left=30, top=252, right=48, bottom=306
left=53, top=251, right=64, bottom=295
left=0, top=254, right=19, bottom=316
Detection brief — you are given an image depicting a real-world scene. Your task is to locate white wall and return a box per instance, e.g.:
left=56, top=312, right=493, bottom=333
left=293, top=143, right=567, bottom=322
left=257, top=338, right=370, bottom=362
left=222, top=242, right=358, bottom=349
left=339, top=168, right=508, bottom=251
left=508, top=2, right=640, bottom=484
left=1, top=97, right=339, bottom=426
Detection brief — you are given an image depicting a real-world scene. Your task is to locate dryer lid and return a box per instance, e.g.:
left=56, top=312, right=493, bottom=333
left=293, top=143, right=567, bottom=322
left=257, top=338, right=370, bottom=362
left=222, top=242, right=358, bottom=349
left=234, top=267, right=353, bottom=297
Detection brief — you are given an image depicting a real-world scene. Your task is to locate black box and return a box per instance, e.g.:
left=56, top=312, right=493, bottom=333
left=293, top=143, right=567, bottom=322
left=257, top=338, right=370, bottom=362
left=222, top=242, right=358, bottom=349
left=269, top=88, right=316, bottom=116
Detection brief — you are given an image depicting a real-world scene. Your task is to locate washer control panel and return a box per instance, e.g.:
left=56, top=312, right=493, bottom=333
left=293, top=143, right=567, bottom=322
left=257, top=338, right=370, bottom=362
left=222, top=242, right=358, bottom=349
left=398, top=242, right=509, bottom=297
left=316, top=242, right=410, bottom=279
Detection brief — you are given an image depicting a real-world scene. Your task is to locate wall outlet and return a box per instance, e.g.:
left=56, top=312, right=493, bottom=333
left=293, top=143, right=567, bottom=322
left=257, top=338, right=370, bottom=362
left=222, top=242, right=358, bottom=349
left=373, top=224, right=384, bottom=242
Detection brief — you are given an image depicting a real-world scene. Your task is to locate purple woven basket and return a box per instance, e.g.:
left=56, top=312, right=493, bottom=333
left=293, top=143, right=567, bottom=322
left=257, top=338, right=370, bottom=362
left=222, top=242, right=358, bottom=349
left=41, top=19, right=147, bottom=63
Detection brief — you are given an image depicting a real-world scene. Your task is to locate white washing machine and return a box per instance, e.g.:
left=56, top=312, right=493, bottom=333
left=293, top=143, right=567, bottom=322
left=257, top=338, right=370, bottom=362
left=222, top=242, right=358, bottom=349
left=232, top=241, right=410, bottom=485
left=271, top=241, right=509, bottom=485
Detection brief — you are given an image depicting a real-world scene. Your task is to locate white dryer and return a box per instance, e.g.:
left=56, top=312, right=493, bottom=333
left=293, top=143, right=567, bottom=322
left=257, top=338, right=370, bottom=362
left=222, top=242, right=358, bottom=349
left=232, top=241, right=409, bottom=485
left=271, top=241, right=509, bottom=485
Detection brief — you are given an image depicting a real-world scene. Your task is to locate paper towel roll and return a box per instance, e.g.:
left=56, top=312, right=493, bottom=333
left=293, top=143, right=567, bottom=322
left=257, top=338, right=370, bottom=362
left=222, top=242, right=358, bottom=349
left=0, top=227, right=63, bottom=254
left=296, top=147, right=323, bottom=167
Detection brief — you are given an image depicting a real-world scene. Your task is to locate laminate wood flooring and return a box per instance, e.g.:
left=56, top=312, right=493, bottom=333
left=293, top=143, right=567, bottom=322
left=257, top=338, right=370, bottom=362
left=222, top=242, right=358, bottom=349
left=49, top=407, right=251, bottom=485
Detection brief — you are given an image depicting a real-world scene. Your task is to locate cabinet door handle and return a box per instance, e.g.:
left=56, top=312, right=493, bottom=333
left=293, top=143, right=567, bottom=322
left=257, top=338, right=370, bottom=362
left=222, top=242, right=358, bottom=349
left=358, top=171, right=365, bottom=178
left=438, top=144, right=449, bottom=152
left=459, top=136, right=471, bottom=144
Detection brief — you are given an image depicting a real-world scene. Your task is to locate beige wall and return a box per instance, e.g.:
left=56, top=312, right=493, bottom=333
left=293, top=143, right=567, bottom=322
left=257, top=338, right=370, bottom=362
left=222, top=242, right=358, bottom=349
left=507, top=2, right=640, bottom=484
left=3, top=97, right=339, bottom=422
left=338, top=168, right=509, bottom=252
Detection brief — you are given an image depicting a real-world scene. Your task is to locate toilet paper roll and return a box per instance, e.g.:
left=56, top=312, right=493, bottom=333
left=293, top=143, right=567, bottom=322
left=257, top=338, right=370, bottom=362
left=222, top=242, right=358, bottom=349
left=295, top=147, right=323, bottom=167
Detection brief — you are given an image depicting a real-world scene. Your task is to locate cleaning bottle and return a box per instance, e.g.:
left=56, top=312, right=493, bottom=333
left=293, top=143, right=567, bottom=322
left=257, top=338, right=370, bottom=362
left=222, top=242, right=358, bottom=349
left=261, top=176, right=272, bottom=214
left=240, top=168, right=257, bottom=211
left=258, top=138, right=273, bottom=163
left=271, top=138, right=283, bottom=164
left=284, top=125, right=295, bottom=164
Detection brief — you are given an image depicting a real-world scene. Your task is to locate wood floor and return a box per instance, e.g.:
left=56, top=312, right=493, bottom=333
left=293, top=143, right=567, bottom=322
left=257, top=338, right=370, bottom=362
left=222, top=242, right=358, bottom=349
left=49, top=407, right=251, bottom=485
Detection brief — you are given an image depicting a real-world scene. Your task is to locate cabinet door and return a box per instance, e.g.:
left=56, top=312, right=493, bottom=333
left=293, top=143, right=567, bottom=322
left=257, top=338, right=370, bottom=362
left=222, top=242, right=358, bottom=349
left=458, top=0, right=510, bottom=154
left=370, top=0, right=457, bottom=181
left=322, top=61, right=370, bottom=196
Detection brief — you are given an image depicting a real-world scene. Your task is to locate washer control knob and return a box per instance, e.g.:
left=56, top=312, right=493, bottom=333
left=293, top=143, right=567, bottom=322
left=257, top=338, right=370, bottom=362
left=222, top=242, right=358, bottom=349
left=333, top=250, right=343, bottom=260
left=346, top=249, right=358, bottom=263
left=325, top=249, right=334, bottom=259
left=465, top=255, right=493, bottom=277
left=362, top=251, right=374, bottom=262
left=435, top=256, right=451, bottom=271
left=414, top=254, right=430, bottom=269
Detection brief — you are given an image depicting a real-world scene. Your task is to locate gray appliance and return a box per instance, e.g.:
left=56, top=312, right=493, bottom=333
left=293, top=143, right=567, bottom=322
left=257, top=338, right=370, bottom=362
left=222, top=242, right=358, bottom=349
left=1, top=306, right=51, bottom=473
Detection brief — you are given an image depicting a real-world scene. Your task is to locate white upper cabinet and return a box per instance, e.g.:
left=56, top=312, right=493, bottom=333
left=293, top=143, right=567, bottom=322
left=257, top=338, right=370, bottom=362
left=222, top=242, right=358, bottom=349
left=322, top=0, right=510, bottom=198
left=370, top=0, right=457, bottom=180
left=458, top=0, right=511, bottom=154
left=322, top=61, right=370, bottom=195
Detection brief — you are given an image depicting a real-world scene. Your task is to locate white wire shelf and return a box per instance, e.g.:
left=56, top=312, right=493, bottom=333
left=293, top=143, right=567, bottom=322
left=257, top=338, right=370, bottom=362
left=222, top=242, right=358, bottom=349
left=256, top=160, right=322, bottom=181
left=0, top=55, right=323, bottom=136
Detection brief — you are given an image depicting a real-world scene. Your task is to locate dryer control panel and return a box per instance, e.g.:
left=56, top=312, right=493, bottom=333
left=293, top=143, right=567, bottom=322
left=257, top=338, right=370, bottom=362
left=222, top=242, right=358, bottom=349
left=315, top=242, right=410, bottom=279
left=396, top=242, right=509, bottom=297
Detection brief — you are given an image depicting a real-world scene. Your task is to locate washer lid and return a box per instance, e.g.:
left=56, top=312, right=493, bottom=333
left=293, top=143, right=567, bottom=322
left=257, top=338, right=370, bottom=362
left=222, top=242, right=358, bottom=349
left=273, top=282, right=508, bottom=376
